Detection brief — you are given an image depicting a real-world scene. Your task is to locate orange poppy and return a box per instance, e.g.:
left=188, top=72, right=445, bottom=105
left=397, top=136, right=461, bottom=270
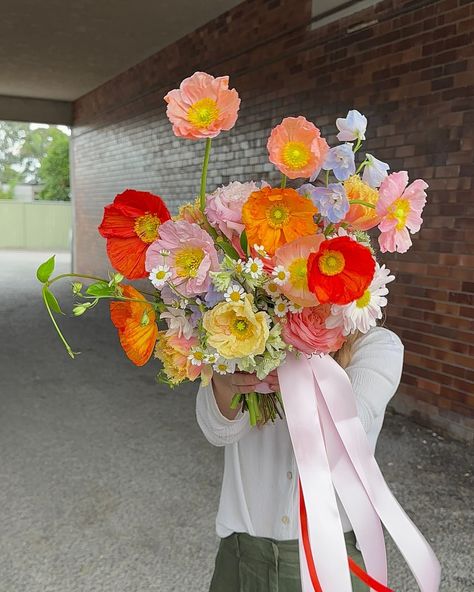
left=98, top=189, right=171, bottom=279
left=242, top=187, right=318, bottom=256
left=307, top=236, right=375, bottom=305
left=110, top=285, right=158, bottom=366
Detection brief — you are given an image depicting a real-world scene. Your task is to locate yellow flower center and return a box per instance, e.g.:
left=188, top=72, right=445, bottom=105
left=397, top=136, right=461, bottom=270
left=267, top=204, right=290, bottom=228
left=288, top=257, right=308, bottom=289
left=356, top=290, right=371, bottom=308
left=155, top=270, right=167, bottom=280
left=217, top=363, right=228, bottom=372
left=282, top=141, right=311, bottom=170
left=388, top=197, right=410, bottom=230
left=235, top=263, right=243, bottom=274
left=175, top=247, right=205, bottom=278
left=276, top=271, right=286, bottom=281
left=230, top=317, right=252, bottom=340
left=193, top=351, right=204, bottom=361
left=134, top=213, right=160, bottom=243
left=318, top=250, right=345, bottom=276
left=249, top=262, right=260, bottom=273
left=187, top=98, right=219, bottom=129
left=267, top=281, right=279, bottom=294
left=229, top=291, right=241, bottom=302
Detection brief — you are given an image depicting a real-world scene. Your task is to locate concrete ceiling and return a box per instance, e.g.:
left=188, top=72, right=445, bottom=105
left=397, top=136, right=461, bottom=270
left=0, top=0, right=242, bottom=102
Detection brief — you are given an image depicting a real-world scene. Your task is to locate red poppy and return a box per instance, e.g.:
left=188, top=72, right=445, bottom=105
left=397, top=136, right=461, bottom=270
left=98, top=189, right=171, bottom=279
left=110, top=285, right=158, bottom=366
left=307, top=236, right=375, bottom=305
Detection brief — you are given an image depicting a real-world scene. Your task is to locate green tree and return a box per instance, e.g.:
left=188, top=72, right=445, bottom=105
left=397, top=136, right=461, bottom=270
left=38, top=131, right=70, bottom=201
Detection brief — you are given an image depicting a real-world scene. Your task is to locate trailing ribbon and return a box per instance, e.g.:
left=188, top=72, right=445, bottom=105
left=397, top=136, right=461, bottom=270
left=278, top=352, right=441, bottom=592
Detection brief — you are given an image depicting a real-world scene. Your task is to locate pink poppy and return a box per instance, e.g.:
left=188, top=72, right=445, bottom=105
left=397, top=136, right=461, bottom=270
left=282, top=305, right=346, bottom=355
left=267, top=116, right=329, bottom=179
left=376, top=171, right=428, bottom=253
left=164, top=72, right=240, bottom=140
left=145, top=220, right=219, bottom=297
left=272, top=234, right=324, bottom=307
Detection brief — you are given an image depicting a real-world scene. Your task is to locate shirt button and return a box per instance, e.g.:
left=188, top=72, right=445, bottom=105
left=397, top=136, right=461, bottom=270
left=282, top=515, right=289, bottom=525
left=287, top=471, right=293, bottom=480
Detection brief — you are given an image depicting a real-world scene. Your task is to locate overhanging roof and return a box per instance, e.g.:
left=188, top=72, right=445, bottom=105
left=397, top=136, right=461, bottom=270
left=0, top=0, right=242, bottom=124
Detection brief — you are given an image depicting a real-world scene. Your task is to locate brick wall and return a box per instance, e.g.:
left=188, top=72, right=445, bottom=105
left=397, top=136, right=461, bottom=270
left=72, top=0, right=474, bottom=441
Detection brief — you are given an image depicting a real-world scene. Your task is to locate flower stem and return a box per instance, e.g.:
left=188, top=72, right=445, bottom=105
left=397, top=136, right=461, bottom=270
left=355, top=159, right=369, bottom=175
left=42, top=287, right=76, bottom=358
left=280, top=174, right=287, bottom=189
left=200, top=138, right=212, bottom=211
left=348, top=199, right=376, bottom=209
left=353, top=137, right=363, bottom=153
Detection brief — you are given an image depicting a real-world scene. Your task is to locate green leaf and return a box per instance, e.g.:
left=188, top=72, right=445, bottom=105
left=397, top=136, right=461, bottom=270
left=240, top=230, right=248, bottom=256
left=86, top=281, right=114, bottom=297
left=43, top=287, right=63, bottom=314
left=36, top=255, right=55, bottom=283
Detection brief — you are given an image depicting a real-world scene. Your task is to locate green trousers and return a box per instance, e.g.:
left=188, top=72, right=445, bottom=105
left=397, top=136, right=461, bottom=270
left=209, top=531, right=369, bottom=592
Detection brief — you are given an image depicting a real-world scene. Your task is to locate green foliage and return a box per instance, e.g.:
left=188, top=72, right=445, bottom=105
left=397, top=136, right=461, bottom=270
left=36, top=255, right=56, bottom=283
left=43, top=288, right=63, bottom=314
left=38, top=131, right=70, bottom=201
left=0, top=121, right=70, bottom=199
left=240, top=230, right=249, bottom=256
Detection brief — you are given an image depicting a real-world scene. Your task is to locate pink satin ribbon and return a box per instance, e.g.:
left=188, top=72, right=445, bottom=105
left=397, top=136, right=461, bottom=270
left=278, top=352, right=441, bottom=592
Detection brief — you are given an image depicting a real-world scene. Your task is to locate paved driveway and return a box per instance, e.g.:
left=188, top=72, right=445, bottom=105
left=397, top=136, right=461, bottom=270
left=0, top=250, right=472, bottom=591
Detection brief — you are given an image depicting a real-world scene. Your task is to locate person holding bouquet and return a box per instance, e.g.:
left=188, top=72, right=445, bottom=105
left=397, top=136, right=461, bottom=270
left=197, top=326, right=404, bottom=592
left=38, top=72, right=440, bottom=592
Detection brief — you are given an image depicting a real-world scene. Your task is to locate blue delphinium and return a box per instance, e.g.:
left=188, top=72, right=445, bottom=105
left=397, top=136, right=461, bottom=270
left=322, top=144, right=356, bottom=181
left=299, top=183, right=349, bottom=224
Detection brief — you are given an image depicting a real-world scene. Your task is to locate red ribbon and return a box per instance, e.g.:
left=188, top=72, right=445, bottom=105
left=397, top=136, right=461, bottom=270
left=299, top=482, right=394, bottom=592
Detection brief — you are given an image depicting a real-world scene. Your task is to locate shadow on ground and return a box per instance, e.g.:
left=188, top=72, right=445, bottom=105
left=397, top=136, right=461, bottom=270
left=0, top=250, right=472, bottom=591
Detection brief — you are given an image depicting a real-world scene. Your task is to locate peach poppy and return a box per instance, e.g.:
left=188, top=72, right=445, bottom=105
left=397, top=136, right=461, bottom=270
left=98, top=189, right=171, bottom=280
left=343, top=175, right=381, bottom=231
left=272, top=234, right=324, bottom=307
left=267, top=116, right=329, bottom=179
left=242, top=187, right=318, bottom=256
left=110, top=286, right=158, bottom=366
left=307, top=236, right=375, bottom=305
left=164, top=72, right=240, bottom=140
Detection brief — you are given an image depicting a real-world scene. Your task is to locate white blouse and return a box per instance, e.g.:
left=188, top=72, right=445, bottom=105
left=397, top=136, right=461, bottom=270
left=196, top=326, right=404, bottom=540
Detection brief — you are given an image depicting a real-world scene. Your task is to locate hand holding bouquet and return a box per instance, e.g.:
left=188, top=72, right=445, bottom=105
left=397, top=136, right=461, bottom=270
left=38, top=71, right=427, bottom=426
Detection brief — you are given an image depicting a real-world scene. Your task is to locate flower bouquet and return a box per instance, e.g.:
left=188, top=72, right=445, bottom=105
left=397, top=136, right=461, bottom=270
left=38, top=72, right=439, bottom=592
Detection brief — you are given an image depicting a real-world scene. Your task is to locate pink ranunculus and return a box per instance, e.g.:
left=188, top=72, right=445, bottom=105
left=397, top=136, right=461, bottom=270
left=205, top=180, right=267, bottom=241
left=281, top=305, right=345, bottom=355
left=376, top=171, right=428, bottom=254
left=145, top=220, right=219, bottom=297
left=164, top=72, right=240, bottom=140
left=267, top=116, right=329, bottom=179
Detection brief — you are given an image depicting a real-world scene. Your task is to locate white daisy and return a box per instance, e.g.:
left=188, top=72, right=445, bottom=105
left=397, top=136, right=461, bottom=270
left=272, top=265, right=290, bottom=286
left=224, top=284, right=245, bottom=303
left=204, top=352, right=219, bottom=365
left=244, top=257, right=264, bottom=278
left=326, top=263, right=395, bottom=335
left=253, top=244, right=268, bottom=258
left=149, top=265, right=171, bottom=289
left=234, top=259, right=245, bottom=274
left=289, top=301, right=304, bottom=314
left=265, top=280, right=280, bottom=298
left=188, top=347, right=206, bottom=366
left=274, top=298, right=289, bottom=318
left=213, top=359, right=236, bottom=375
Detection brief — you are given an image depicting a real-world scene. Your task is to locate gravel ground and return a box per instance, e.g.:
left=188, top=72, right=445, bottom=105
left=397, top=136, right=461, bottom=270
left=0, top=250, right=472, bottom=592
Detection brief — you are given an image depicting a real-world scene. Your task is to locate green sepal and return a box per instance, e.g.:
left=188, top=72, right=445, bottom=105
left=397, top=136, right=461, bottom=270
left=36, top=255, right=55, bottom=283
left=43, top=287, right=63, bottom=314
left=86, top=281, right=115, bottom=297
left=240, top=230, right=249, bottom=256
